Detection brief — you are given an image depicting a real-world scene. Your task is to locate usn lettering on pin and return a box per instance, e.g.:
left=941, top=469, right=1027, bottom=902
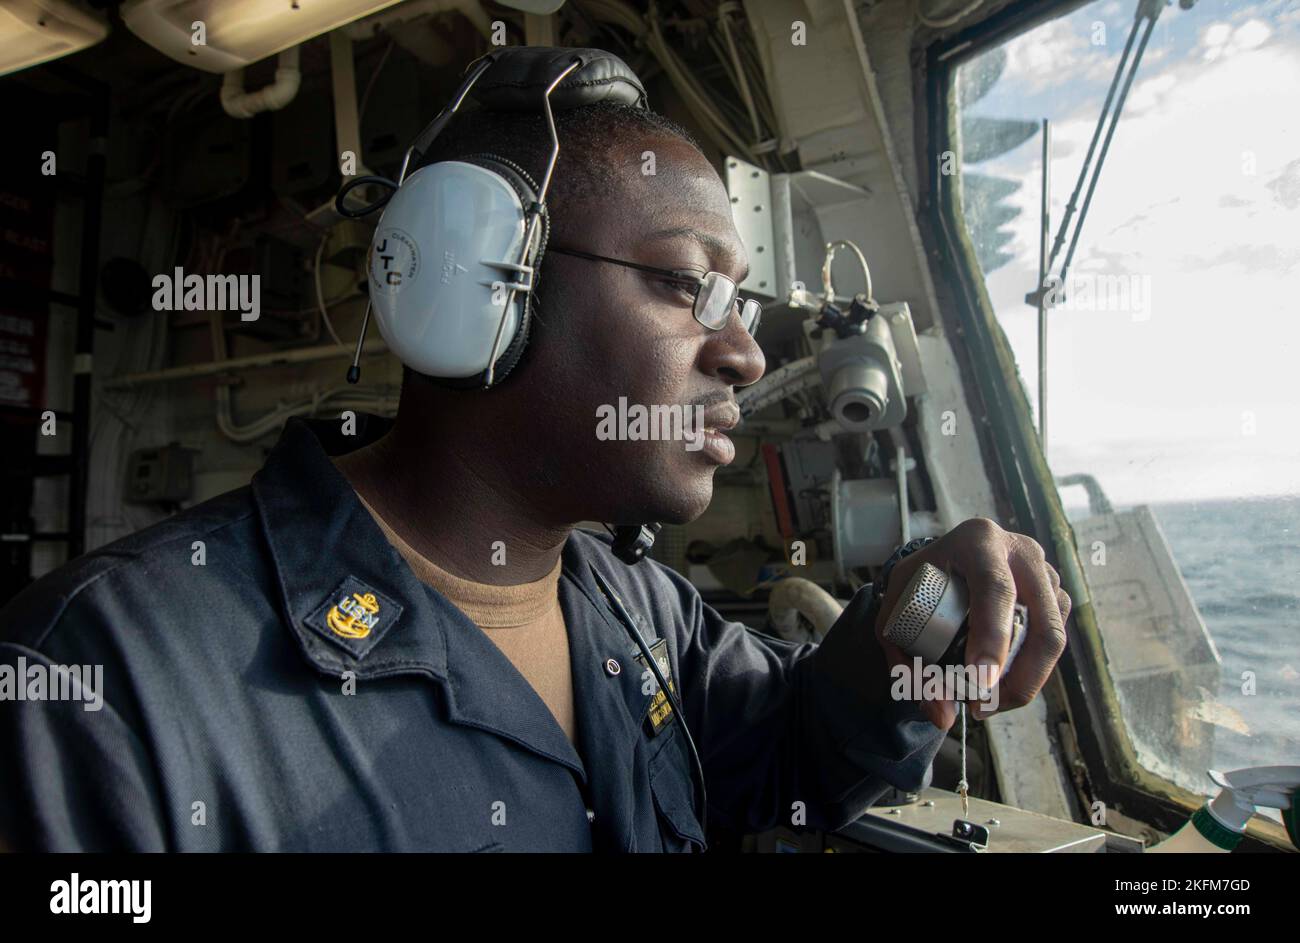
left=327, top=591, right=381, bottom=640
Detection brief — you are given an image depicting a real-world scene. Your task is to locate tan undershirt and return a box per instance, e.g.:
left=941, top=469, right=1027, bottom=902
left=354, top=493, right=577, bottom=746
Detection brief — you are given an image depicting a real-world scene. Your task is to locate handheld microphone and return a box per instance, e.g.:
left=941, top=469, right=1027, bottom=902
left=880, top=562, right=1028, bottom=695
left=880, top=561, right=1029, bottom=825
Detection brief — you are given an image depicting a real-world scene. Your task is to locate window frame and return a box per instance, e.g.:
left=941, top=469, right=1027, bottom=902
left=921, top=0, right=1291, bottom=851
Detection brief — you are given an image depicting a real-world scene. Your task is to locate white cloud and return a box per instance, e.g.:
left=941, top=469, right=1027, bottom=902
left=1202, top=18, right=1273, bottom=60
left=999, top=14, right=1119, bottom=92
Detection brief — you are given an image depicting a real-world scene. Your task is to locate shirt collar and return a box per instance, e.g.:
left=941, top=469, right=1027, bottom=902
left=251, top=414, right=453, bottom=681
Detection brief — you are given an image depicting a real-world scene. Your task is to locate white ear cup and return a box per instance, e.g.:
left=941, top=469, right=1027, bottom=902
left=367, top=161, right=529, bottom=380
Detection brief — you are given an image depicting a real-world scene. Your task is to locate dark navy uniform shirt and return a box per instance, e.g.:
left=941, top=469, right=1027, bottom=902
left=0, top=414, right=943, bottom=851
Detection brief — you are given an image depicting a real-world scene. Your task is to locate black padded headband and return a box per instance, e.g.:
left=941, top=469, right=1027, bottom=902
left=468, top=46, right=648, bottom=112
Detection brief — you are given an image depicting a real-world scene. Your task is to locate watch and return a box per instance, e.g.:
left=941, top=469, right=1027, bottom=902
left=863, top=536, right=938, bottom=632
left=875, top=536, right=939, bottom=598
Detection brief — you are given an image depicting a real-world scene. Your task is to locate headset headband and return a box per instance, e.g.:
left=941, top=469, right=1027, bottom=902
left=406, top=46, right=648, bottom=172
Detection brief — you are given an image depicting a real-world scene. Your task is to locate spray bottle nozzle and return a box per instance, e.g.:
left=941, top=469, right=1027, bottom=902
left=1207, top=766, right=1300, bottom=843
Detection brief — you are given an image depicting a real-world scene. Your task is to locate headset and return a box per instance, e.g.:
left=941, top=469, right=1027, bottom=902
left=335, top=46, right=646, bottom=389
left=334, top=47, right=707, bottom=840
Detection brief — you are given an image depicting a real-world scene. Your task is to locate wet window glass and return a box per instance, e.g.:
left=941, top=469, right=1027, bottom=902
left=954, top=0, right=1300, bottom=811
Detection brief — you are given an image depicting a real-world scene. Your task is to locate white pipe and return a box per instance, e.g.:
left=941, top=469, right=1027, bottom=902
left=104, top=339, right=389, bottom=390
left=895, top=441, right=911, bottom=543
left=218, top=388, right=398, bottom=443
left=328, top=32, right=367, bottom=175
left=768, top=578, right=845, bottom=641
left=205, top=308, right=395, bottom=443
left=221, top=46, right=301, bottom=118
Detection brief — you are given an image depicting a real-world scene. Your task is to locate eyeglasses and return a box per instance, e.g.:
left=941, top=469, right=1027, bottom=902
left=546, top=245, right=762, bottom=336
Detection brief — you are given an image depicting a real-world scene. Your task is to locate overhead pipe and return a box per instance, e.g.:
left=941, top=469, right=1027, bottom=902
left=221, top=46, right=301, bottom=118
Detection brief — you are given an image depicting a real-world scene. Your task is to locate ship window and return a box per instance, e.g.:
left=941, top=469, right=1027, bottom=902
left=949, top=0, right=1300, bottom=812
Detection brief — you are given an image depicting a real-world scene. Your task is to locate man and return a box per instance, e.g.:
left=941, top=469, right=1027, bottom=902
left=0, top=55, right=1069, bottom=851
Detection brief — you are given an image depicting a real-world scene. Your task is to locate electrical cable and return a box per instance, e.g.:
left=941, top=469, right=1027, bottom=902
left=579, top=0, right=762, bottom=164
left=645, top=8, right=755, bottom=160
left=335, top=174, right=399, bottom=218
left=359, top=39, right=397, bottom=123
left=313, top=231, right=346, bottom=347
left=822, top=240, right=875, bottom=305
left=717, top=2, right=763, bottom=145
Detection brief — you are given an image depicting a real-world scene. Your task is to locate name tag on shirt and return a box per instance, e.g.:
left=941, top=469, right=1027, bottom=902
left=634, top=637, right=676, bottom=736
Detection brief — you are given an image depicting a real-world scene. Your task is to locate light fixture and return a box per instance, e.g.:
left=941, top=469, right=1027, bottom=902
left=0, top=0, right=109, bottom=77
left=121, top=0, right=409, bottom=73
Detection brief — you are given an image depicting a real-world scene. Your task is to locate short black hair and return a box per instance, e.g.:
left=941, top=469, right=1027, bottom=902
left=413, top=100, right=703, bottom=230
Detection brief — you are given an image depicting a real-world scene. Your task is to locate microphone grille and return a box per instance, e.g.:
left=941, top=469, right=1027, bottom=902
left=882, top=562, right=948, bottom=651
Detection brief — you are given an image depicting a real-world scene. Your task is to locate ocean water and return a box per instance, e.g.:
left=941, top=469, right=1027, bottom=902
left=1136, top=496, right=1300, bottom=783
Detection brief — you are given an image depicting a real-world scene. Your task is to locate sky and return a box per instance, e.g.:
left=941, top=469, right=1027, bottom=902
left=960, top=0, right=1300, bottom=506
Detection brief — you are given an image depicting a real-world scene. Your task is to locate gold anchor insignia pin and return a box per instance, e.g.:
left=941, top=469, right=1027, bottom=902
left=327, top=591, right=380, bottom=639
